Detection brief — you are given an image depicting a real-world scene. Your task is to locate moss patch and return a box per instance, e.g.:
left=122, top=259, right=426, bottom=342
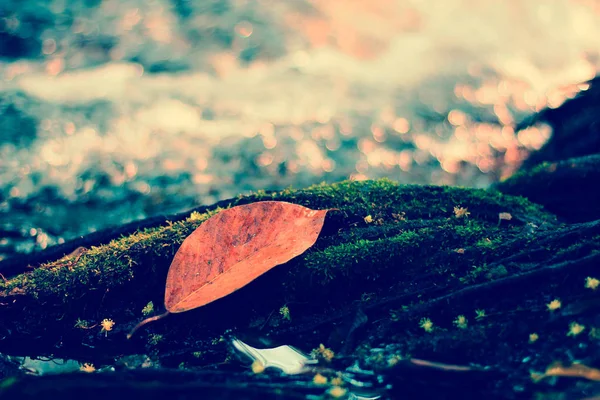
left=0, top=178, right=568, bottom=367
left=0, top=179, right=552, bottom=299
left=2, top=179, right=600, bottom=399
left=495, top=154, right=600, bottom=223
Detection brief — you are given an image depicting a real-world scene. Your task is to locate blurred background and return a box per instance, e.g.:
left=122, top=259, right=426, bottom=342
left=0, top=0, right=599, bottom=259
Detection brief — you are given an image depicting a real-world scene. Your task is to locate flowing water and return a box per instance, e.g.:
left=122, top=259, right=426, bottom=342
left=1, top=0, right=599, bottom=260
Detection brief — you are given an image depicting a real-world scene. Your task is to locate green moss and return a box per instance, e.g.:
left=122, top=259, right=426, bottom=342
left=552, top=235, right=600, bottom=260
left=475, top=236, right=503, bottom=250
left=142, top=301, right=154, bottom=316
left=2, top=219, right=202, bottom=298
left=148, top=333, right=164, bottom=346
left=0, top=179, right=555, bottom=303
left=0, top=377, right=17, bottom=390
left=494, top=155, right=600, bottom=224
left=459, top=264, right=488, bottom=284
left=304, top=230, right=423, bottom=284
left=499, top=161, right=554, bottom=184
left=261, top=179, right=551, bottom=223
left=74, top=319, right=90, bottom=329
left=5, top=178, right=600, bottom=399
left=302, top=215, right=515, bottom=288
left=279, top=305, right=291, bottom=321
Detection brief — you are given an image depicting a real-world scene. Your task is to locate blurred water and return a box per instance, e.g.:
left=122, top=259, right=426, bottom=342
left=1, top=0, right=599, bottom=259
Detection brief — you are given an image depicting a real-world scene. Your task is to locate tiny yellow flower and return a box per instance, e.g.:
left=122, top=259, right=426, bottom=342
left=312, top=344, right=335, bottom=362
left=453, top=206, right=470, bottom=218
left=148, top=333, right=164, bottom=345
left=547, top=299, right=561, bottom=312
left=455, top=248, right=465, bottom=254
left=328, top=386, right=347, bottom=398
left=364, top=215, right=373, bottom=223
left=529, top=333, right=539, bottom=343
left=279, top=305, right=291, bottom=321
left=585, top=277, right=600, bottom=290
left=392, top=212, right=406, bottom=221
left=187, top=211, right=203, bottom=221
left=80, top=363, right=96, bottom=373
left=330, top=376, right=343, bottom=386
left=251, top=360, right=265, bottom=374
left=567, top=322, right=585, bottom=337
left=453, top=315, right=468, bottom=329
left=74, top=319, right=89, bottom=329
left=313, top=373, right=328, bottom=385
left=100, top=318, right=115, bottom=336
left=142, top=301, right=154, bottom=316
left=475, top=309, right=486, bottom=320
left=387, top=355, right=402, bottom=366
left=419, top=318, right=434, bottom=332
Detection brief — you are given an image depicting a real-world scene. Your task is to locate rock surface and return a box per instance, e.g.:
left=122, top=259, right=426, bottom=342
left=1, top=178, right=600, bottom=399
left=516, top=76, right=600, bottom=169
left=495, top=154, right=600, bottom=223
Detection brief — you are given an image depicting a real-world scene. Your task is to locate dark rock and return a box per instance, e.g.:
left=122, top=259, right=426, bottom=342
left=516, top=76, right=600, bottom=168
left=495, top=154, right=600, bottom=223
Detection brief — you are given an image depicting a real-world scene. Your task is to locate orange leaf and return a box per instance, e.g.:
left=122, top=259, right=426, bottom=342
left=128, top=201, right=329, bottom=338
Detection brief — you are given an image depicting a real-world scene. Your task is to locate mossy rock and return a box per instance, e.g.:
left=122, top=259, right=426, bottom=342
left=495, top=154, right=600, bottom=223
left=2, top=179, right=600, bottom=399
left=515, top=76, right=600, bottom=169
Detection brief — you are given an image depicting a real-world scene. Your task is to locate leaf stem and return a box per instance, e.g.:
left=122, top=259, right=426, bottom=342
left=126, top=310, right=170, bottom=339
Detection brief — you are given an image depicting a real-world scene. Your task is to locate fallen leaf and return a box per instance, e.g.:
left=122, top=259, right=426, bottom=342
left=128, top=201, right=329, bottom=338
left=231, top=337, right=316, bottom=375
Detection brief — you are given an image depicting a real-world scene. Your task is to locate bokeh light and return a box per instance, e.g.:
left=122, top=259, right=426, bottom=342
left=1, top=0, right=599, bottom=259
